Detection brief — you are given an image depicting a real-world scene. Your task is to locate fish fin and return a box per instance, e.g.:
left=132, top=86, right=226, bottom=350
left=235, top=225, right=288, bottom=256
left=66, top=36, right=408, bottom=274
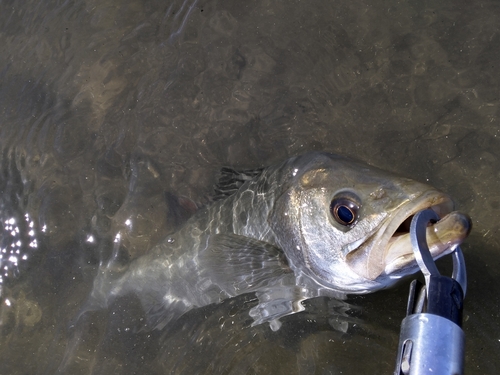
left=144, top=233, right=291, bottom=331
left=248, top=286, right=313, bottom=329
left=212, top=167, right=264, bottom=200
left=200, top=233, right=292, bottom=295
left=200, top=234, right=348, bottom=330
left=249, top=287, right=350, bottom=330
left=251, top=292, right=360, bottom=332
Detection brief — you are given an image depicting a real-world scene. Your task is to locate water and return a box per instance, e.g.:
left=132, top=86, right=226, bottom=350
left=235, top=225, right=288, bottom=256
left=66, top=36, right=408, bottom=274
left=0, top=0, right=499, bottom=373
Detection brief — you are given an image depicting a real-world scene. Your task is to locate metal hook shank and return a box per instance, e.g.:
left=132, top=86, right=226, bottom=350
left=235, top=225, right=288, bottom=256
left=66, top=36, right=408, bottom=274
left=410, top=209, right=440, bottom=284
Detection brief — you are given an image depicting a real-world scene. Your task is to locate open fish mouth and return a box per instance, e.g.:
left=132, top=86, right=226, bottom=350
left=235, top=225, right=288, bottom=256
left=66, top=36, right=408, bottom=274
left=347, top=190, right=472, bottom=281
left=383, top=193, right=471, bottom=276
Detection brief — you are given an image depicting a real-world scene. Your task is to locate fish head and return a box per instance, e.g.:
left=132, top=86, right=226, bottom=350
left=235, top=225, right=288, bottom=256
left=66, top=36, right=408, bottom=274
left=270, top=153, right=471, bottom=293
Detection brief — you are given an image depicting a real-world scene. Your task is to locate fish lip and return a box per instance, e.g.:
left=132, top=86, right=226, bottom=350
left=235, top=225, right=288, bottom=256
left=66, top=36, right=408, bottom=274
left=346, top=189, right=455, bottom=281
left=379, top=190, right=455, bottom=276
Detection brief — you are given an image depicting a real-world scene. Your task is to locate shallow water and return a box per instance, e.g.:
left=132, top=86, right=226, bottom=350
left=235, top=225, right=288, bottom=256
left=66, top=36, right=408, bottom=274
left=0, top=0, right=499, bottom=373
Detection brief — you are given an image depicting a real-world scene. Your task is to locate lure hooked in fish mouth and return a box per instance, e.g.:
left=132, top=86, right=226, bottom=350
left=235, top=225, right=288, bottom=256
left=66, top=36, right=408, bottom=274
left=346, top=190, right=472, bottom=282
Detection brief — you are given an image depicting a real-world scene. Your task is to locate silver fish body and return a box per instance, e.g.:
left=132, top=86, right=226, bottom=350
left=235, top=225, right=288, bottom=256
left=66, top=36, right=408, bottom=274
left=87, top=152, right=471, bottom=328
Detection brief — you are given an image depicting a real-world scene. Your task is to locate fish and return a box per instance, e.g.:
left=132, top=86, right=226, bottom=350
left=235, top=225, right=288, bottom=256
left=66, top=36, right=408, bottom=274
left=84, top=152, right=471, bottom=330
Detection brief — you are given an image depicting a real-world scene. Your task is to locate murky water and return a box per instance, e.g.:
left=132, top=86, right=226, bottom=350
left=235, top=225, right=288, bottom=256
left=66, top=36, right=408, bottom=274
left=0, top=0, right=499, bottom=373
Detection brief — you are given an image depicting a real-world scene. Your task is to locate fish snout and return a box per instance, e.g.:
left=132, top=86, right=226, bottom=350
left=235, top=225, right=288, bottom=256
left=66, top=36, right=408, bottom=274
left=384, top=210, right=471, bottom=276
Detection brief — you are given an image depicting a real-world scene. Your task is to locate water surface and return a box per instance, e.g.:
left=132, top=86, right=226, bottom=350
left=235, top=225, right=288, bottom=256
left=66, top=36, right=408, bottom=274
left=0, top=0, right=499, bottom=373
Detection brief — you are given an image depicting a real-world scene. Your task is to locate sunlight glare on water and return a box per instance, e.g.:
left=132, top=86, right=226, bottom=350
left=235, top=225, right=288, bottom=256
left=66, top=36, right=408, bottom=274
left=0, top=214, right=38, bottom=287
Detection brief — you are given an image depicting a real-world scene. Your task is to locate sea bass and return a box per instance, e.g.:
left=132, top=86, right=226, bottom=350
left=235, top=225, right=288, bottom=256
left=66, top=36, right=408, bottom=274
left=86, top=152, right=471, bottom=329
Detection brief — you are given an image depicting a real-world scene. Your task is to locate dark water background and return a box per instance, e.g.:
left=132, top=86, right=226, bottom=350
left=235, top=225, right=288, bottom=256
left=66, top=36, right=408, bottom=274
left=0, top=0, right=499, bottom=373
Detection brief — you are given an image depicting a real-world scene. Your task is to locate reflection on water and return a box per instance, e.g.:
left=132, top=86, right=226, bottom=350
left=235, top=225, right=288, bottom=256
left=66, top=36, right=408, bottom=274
left=0, top=0, right=499, bottom=373
left=0, top=214, right=39, bottom=285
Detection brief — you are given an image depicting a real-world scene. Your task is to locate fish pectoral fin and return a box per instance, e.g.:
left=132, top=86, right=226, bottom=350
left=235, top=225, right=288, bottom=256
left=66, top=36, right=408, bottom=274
left=199, top=234, right=292, bottom=296
left=249, top=286, right=309, bottom=330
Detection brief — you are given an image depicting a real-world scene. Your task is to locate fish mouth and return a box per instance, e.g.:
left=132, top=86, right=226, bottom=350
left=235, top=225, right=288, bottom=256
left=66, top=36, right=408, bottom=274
left=346, top=190, right=472, bottom=281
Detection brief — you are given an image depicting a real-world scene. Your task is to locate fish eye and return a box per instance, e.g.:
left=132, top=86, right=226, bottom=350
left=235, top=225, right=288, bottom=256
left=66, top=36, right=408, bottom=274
left=330, top=194, right=360, bottom=226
